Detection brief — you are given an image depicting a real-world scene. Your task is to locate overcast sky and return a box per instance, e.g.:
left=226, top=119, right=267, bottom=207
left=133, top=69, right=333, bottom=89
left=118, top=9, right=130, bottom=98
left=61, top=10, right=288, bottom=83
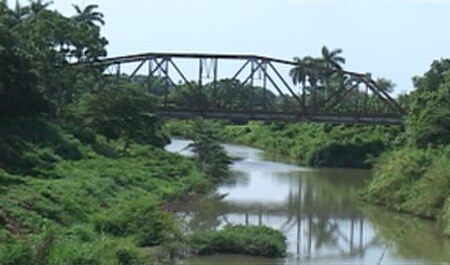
left=47, top=0, right=450, bottom=93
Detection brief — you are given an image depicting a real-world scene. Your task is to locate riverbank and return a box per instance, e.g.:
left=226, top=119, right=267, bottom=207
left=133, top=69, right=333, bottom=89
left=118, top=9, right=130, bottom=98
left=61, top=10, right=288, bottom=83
left=0, top=117, right=213, bottom=264
left=0, top=118, right=289, bottom=264
left=363, top=147, right=450, bottom=236
left=165, top=119, right=401, bottom=168
left=165, top=119, right=450, bottom=237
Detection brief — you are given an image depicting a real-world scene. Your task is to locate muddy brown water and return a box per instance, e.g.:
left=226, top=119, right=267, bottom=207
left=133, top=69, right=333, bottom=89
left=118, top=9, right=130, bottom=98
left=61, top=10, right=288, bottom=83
left=166, top=139, right=450, bottom=265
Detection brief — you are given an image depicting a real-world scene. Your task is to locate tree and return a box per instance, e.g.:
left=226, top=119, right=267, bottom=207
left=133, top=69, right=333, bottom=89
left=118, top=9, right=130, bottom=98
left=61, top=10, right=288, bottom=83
left=69, top=81, right=169, bottom=151
left=0, top=17, right=49, bottom=117
left=407, top=59, right=450, bottom=148
left=290, top=57, right=307, bottom=86
left=28, top=0, right=53, bottom=18
left=72, top=4, right=104, bottom=27
left=375, top=78, right=396, bottom=93
left=320, top=46, right=345, bottom=71
left=188, top=120, right=231, bottom=179
left=5, top=1, right=108, bottom=116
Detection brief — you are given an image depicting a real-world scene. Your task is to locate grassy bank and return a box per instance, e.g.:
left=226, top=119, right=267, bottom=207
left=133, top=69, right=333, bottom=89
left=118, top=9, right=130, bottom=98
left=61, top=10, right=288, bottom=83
left=0, top=117, right=289, bottom=263
left=363, top=148, right=450, bottom=235
left=165, top=119, right=400, bottom=168
left=0, top=117, right=211, bottom=264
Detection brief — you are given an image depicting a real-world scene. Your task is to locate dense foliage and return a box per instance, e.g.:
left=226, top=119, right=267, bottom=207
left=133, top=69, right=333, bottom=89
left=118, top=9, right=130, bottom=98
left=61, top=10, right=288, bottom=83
left=364, top=59, right=450, bottom=235
left=188, top=120, right=232, bottom=179
left=0, top=2, right=215, bottom=264
left=166, top=119, right=400, bottom=168
left=0, top=142, right=211, bottom=264
left=224, top=121, right=400, bottom=168
left=0, top=0, right=107, bottom=117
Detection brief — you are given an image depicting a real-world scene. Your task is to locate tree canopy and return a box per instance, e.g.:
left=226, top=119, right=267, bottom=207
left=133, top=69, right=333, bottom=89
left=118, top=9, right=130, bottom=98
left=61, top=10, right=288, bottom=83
left=407, top=59, right=450, bottom=148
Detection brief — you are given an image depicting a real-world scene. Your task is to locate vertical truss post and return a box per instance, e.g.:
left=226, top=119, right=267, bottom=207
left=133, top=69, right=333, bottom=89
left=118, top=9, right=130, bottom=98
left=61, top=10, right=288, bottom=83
left=263, top=62, right=267, bottom=110
left=212, top=58, right=218, bottom=109
left=302, top=82, right=306, bottom=114
left=364, top=85, right=369, bottom=114
left=147, top=59, right=153, bottom=93
left=198, top=58, right=204, bottom=110
left=116, top=63, right=121, bottom=77
left=213, top=58, right=218, bottom=83
left=250, top=59, right=255, bottom=112
left=163, top=58, right=169, bottom=107
left=313, top=84, right=317, bottom=113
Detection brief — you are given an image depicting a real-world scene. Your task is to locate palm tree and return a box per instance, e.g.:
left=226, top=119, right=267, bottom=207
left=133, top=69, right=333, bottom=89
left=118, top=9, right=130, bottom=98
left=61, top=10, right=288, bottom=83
left=303, top=56, right=321, bottom=88
left=72, top=4, right=104, bottom=27
left=290, top=57, right=308, bottom=111
left=321, top=46, right=346, bottom=71
left=290, top=57, right=307, bottom=86
left=28, top=0, right=53, bottom=17
left=11, top=1, right=27, bottom=22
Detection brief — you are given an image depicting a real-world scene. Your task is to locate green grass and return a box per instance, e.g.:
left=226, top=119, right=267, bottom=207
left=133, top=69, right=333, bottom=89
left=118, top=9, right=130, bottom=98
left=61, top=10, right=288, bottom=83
left=0, top=118, right=214, bottom=264
left=363, top=147, right=450, bottom=235
left=189, top=225, right=287, bottom=258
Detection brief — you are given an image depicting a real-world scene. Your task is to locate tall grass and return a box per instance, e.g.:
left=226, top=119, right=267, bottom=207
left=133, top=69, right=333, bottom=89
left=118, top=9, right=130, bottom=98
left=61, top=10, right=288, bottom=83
left=0, top=118, right=213, bottom=264
left=364, top=147, right=450, bottom=234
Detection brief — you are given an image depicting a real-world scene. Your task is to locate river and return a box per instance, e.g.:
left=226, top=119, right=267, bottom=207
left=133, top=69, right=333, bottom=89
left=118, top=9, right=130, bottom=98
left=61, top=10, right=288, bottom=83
left=166, top=139, right=450, bottom=265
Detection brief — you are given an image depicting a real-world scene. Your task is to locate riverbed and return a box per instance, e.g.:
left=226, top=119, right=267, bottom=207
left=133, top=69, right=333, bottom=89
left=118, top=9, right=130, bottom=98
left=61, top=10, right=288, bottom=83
left=166, top=139, right=450, bottom=265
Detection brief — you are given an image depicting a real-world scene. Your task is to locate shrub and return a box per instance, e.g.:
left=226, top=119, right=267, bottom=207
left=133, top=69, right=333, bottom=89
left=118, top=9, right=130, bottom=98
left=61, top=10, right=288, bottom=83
left=92, top=198, right=179, bottom=247
left=115, top=247, right=143, bottom=265
left=0, top=239, right=33, bottom=265
left=190, top=225, right=287, bottom=258
left=364, top=147, right=450, bottom=220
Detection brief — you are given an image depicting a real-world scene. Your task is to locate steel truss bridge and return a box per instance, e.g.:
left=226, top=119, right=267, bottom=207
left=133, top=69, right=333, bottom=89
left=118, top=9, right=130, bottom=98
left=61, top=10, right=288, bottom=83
left=89, top=52, right=405, bottom=125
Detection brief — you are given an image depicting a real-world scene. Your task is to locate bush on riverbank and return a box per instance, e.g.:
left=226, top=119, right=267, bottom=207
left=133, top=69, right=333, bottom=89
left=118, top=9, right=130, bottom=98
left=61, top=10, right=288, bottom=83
left=189, top=225, right=287, bottom=257
left=227, top=122, right=400, bottom=168
left=363, top=148, right=450, bottom=233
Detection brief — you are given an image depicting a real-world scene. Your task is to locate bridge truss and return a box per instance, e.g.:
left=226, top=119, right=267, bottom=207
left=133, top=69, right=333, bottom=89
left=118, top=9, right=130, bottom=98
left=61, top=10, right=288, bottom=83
left=89, top=52, right=405, bottom=125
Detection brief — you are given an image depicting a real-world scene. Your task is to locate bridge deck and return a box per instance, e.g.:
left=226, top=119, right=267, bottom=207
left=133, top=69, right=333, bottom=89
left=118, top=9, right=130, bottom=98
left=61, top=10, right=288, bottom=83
left=156, top=109, right=403, bottom=125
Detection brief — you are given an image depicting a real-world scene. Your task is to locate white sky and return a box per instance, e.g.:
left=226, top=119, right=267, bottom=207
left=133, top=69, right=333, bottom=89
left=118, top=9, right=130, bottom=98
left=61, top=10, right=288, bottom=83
left=40, top=0, right=450, bottom=93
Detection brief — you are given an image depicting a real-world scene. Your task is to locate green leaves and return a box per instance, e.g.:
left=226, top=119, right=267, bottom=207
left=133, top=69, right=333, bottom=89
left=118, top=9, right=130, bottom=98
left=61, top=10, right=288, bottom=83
left=72, top=4, right=105, bottom=27
left=68, top=83, right=169, bottom=151
left=189, top=120, right=232, bottom=179
left=0, top=1, right=108, bottom=117
left=407, top=59, right=450, bottom=148
left=189, top=225, right=287, bottom=257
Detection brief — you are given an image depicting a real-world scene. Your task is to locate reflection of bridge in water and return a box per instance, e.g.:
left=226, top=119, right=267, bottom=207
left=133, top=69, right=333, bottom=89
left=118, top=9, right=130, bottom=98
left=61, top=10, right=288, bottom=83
left=181, top=202, right=376, bottom=260
left=179, top=174, right=378, bottom=260
left=223, top=212, right=371, bottom=259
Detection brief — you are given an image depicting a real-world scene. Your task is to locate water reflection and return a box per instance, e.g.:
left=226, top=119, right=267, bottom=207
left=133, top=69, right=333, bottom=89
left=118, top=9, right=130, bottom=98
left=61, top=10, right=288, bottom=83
left=167, top=140, right=450, bottom=265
